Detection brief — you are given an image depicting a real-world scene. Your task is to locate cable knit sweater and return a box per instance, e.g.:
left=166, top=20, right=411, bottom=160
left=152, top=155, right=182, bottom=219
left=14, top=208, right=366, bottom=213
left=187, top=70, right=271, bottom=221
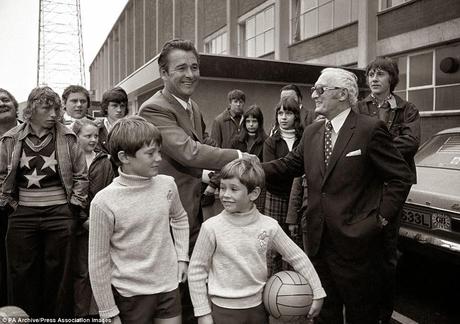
left=188, top=205, right=326, bottom=317
left=88, top=170, right=189, bottom=318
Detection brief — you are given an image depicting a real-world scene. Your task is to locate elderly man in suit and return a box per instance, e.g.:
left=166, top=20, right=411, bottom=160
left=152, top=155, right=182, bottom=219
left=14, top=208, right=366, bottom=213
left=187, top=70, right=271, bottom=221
left=263, top=68, right=412, bottom=324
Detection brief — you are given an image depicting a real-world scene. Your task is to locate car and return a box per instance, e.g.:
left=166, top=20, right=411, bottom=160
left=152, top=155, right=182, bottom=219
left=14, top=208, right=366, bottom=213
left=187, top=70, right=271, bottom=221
left=399, top=127, right=460, bottom=258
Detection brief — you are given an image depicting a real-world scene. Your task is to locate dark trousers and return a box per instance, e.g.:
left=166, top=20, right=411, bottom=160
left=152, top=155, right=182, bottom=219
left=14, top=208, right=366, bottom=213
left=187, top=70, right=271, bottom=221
left=211, top=303, right=268, bottom=324
left=74, top=227, right=98, bottom=317
left=313, top=242, right=382, bottom=324
left=0, top=209, right=8, bottom=306
left=6, top=204, right=75, bottom=318
left=379, top=210, right=402, bottom=324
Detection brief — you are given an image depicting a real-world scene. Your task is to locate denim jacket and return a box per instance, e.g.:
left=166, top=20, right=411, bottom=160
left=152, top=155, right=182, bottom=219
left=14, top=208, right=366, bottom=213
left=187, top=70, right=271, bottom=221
left=0, top=122, right=88, bottom=209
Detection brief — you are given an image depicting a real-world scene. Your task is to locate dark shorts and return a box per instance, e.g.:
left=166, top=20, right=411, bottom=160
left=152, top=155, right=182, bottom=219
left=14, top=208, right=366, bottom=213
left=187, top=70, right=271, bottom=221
left=112, top=287, right=181, bottom=324
left=211, top=302, right=268, bottom=324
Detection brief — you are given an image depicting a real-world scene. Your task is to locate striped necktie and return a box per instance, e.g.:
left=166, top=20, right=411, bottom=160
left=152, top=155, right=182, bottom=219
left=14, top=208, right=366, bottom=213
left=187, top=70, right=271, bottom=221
left=186, top=102, right=195, bottom=128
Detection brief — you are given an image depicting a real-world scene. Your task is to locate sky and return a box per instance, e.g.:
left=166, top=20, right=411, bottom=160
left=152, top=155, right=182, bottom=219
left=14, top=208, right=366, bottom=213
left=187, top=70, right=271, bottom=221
left=0, top=0, right=129, bottom=102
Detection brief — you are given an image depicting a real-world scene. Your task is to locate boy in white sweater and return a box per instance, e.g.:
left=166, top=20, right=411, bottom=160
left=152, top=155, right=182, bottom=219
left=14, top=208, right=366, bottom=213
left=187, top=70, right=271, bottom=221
left=89, top=116, right=189, bottom=324
left=188, top=158, right=325, bottom=324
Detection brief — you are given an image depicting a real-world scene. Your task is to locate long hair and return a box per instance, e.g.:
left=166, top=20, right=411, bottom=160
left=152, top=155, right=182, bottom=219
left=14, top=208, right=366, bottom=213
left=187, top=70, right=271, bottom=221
left=272, top=96, right=303, bottom=138
left=238, top=104, right=267, bottom=143
left=23, top=86, right=61, bottom=122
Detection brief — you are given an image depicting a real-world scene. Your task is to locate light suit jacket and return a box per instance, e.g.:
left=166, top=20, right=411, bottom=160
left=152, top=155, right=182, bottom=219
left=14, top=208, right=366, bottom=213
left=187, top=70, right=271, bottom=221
left=138, top=89, right=239, bottom=246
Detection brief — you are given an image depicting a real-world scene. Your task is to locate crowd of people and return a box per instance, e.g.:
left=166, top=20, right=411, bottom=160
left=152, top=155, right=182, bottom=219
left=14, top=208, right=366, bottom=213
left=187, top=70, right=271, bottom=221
left=0, top=38, right=420, bottom=324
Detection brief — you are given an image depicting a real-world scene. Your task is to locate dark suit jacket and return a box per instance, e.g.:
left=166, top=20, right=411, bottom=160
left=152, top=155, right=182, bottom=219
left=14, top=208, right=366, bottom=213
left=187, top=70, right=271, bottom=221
left=263, top=110, right=412, bottom=260
left=138, top=89, right=239, bottom=244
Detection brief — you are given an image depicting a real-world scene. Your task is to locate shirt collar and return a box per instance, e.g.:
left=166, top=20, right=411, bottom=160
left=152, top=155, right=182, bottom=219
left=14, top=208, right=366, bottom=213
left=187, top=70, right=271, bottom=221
left=171, top=94, right=192, bottom=110
left=24, top=122, right=54, bottom=139
left=328, top=108, right=351, bottom=134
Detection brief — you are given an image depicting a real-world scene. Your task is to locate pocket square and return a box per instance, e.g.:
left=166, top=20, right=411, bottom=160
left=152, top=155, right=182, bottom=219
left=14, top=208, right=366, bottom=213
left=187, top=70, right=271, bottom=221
left=346, top=149, right=361, bottom=157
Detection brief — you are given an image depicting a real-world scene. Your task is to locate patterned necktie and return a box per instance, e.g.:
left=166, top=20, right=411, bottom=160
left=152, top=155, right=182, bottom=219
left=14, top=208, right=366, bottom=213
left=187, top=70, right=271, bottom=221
left=324, top=120, right=333, bottom=167
left=186, top=102, right=195, bottom=128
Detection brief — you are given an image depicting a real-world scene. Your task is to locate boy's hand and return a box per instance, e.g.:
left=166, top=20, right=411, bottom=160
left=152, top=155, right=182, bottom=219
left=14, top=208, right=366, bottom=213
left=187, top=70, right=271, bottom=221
left=288, top=224, right=298, bottom=237
left=178, top=261, right=188, bottom=283
left=198, top=314, right=214, bottom=324
left=307, top=298, right=324, bottom=320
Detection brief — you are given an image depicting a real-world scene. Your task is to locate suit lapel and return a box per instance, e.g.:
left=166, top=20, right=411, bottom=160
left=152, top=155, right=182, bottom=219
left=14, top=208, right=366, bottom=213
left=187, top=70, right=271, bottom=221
left=322, top=110, right=356, bottom=186
left=161, top=89, right=202, bottom=141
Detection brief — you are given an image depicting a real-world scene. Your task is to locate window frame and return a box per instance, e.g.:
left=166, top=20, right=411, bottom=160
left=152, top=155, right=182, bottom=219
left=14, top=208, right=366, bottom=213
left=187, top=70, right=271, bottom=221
left=393, top=47, right=460, bottom=115
left=238, top=0, right=275, bottom=58
left=290, top=0, right=358, bottom=43
left=204, top=27, right=228, bottom=55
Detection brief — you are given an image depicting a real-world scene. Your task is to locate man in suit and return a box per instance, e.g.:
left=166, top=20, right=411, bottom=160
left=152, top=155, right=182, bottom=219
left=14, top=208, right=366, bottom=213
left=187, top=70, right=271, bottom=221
left=263, top=68, right=412, bottom=324
left=138, top=39, right=253, bottom=322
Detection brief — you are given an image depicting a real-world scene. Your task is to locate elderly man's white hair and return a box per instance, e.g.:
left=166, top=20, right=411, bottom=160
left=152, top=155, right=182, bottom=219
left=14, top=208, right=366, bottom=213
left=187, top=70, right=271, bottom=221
left=320, top=68, right=359, bottom=106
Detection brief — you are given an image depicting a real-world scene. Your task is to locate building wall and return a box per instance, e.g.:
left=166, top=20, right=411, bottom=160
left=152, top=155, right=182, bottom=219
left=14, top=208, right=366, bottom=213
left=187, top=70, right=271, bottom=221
left=204, top=0, right=226, bottom=36
left=178, top=0, right=196, bottom=41
left=158, top=0, right=173, bottom=53
left=289, top=22, right=358, bottom=62
left=378, top=0, right=460, bottom=40
left=238, top=0, right=267, bottom=17
left=88, top=0, right=460, bottom=141
left=145, top=0, right=156, bottom=61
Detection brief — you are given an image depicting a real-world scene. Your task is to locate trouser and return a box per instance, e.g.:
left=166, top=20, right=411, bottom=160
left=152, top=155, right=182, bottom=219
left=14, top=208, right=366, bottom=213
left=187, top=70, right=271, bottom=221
left=211, top=303, right=268, bottom=324
left=0, top=209, right=8, bottom=306
left=379, top=209, right=403, bottom=324
left=6, top=204, right=75, bottom=318
left=180, top=207, right=203, bottom=324
left=313, top=243, right=382, bottom=324
left=74, top=226, right=98, bottom=317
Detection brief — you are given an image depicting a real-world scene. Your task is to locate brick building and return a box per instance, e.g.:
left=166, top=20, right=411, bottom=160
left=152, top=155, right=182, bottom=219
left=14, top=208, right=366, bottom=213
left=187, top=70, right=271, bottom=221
left=89, top=0, right=460, bottom=142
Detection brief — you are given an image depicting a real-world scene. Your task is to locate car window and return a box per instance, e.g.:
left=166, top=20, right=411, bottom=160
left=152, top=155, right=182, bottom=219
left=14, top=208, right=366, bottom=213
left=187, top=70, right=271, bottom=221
left=415, top=133, right=460, bottom=170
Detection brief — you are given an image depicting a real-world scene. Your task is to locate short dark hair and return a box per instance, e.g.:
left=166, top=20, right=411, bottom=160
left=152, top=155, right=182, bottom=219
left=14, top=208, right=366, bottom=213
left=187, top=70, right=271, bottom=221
left=365, top=57, right=400, bottom=93
left=158, top=39, right=200, bottom=73
left=227, top=89, right=246, bottom=103
left=220, top=158, right=265, bottom=193
left=108, top=116, right=162, bottom=166
left=62, top=85, right=90, bottom=107
left=23, top=87, right=61, bottom=122
left=0, top=88, right=18, bottom=110
left=101, top=87, right=129, bottom=116
left=281, top=84, right=303, bottom=102
left=273, top=96, right=303, bottom=137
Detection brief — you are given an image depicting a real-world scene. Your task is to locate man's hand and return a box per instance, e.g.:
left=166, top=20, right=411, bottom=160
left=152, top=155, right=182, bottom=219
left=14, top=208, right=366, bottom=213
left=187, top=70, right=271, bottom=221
left=198, top=314, right=214, bottom=324
left=178, top=261, right=188, bottom=283
left=307, top=298, right=324, bottom=320
left=241, top=152, right=259, bottom=163
left=109, top=315, right=122, bottom=324
left=288, top=224, right=298, bottom=237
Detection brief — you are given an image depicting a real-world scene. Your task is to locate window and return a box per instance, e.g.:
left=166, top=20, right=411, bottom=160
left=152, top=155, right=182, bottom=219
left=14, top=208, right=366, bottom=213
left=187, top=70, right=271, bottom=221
left=291, top=0, right=358, bottom=42
left=393, top=43, right=460, bottom=112
left=242, top=5, right=275, bottom=57
left=205, top=32, right=228, bottom=55
left=379, top=0, right=411, bottom=11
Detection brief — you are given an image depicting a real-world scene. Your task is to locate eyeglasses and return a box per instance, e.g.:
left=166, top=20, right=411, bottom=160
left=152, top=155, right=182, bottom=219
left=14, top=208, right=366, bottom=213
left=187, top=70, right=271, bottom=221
left=310, top=86, right=343, bottom=95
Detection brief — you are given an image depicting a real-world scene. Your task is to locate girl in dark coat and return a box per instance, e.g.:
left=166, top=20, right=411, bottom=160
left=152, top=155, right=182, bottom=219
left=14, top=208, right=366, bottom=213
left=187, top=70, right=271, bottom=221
left=263, top=96, right=303, bottom=275
left=230, top=105, right=267, bottom=212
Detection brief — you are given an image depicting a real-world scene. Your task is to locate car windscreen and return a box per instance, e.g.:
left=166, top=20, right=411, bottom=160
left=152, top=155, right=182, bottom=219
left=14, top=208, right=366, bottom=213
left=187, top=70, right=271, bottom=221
left=415, top=133, right=460, bottom=170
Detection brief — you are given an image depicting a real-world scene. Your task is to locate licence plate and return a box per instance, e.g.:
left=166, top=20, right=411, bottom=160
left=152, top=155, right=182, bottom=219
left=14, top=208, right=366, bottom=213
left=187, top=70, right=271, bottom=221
left=402, top=207, right=432, bottom=228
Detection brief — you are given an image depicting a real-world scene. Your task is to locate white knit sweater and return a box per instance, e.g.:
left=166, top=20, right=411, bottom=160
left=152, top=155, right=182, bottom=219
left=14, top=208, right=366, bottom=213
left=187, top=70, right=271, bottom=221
left=88, top=170, right=189, bottom=318
left=188, top=205, right=326, bottom=317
